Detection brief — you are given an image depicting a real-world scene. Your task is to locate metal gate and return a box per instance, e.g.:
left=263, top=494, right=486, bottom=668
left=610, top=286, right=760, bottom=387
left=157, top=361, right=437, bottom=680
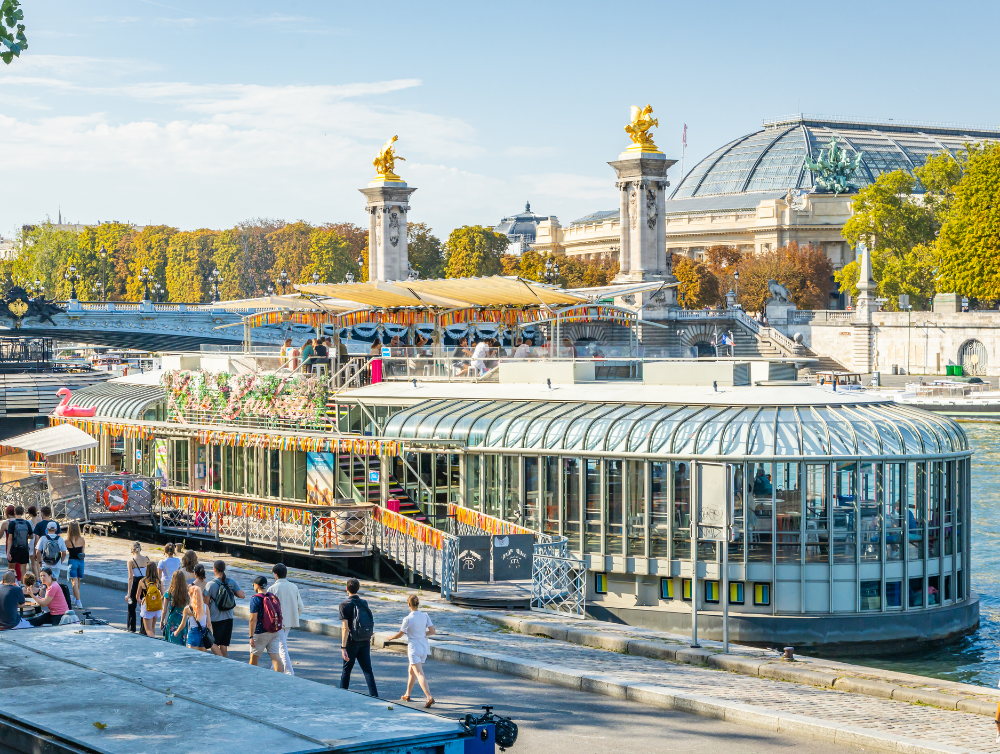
left=959, top=339, right=988, bottom=376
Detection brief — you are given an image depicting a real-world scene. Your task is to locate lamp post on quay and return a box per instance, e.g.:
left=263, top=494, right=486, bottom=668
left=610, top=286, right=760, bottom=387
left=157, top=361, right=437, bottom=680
left=278, top=270, right=289, bottom=295
left=91, top=281, right=103, bottom=301
left=733, top=269, right=740, bottom=308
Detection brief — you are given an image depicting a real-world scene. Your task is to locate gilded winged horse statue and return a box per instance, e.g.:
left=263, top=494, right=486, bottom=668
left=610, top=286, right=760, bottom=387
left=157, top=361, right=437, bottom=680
left=373, top=135, right=405, bottom=179
left=625, top=105, right=659, bottom=149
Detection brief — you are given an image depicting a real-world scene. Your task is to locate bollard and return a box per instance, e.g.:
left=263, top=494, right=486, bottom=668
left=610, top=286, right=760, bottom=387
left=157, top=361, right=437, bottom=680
left=783, top=646, right=795, bottom=661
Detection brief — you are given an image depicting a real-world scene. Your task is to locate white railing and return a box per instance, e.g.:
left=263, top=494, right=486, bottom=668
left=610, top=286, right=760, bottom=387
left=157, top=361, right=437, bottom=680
left=368, top=507, right=458, bottom=598
left=762, top=326, right=803, bottom=355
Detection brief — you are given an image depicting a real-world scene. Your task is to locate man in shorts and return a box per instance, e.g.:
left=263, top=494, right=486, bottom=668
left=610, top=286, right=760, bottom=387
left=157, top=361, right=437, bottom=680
left=1, top=507, right=33, bottom=582
left=36, top=522, right=67, bottom=583
left=32, top=506, right=59, bottom=578
left=205, top=560, right=244, bottom=657
left=248, top=576, right=282, bottom=672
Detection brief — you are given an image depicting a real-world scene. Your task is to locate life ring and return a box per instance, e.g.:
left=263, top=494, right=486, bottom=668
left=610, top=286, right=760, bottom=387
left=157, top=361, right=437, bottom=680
left=104, top=484, right=128, bottom=512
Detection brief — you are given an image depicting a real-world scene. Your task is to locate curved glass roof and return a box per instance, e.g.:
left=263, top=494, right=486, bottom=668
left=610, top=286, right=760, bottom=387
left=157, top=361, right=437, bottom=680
left=70, top=382, right=164, bottom=420
left=384, top=399, right=968, bottom=457
left=670, top=115, right=1000, bottom=200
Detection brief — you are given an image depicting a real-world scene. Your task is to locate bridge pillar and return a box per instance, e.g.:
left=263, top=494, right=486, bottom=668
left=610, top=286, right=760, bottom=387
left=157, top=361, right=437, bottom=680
left=359, top=179, right=417, bottom=282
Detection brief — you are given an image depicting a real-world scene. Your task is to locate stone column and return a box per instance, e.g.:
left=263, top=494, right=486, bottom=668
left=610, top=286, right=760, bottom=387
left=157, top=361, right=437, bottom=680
left=609, top=153, right=675, bottom=281
left=359, top=180, right=417, bottom=282
left=617, top=182, right=630, bottom=277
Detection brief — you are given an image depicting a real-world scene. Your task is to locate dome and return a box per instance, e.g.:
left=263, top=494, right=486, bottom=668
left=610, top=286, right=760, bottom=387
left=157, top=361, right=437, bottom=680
left=670, top=114, right=1000, bottom=200
left=495, top=201, right=549, bottom=247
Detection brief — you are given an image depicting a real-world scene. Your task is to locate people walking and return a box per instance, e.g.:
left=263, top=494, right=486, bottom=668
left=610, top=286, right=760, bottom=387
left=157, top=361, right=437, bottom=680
left=339, top=578, right=378, bottom=696
left=31, top=506, right=58, bottom=579
left=136, top=563, right=163, bottom=637
left=248, top=575, right=283, bottom=672
left=157, top=543, right=180, bottom=588
left=387, top=594, right=436, bottom=707
left=28, top=568, right=68, bottom=627
left=267, top=563, right=304, bottom=675
left=25, top=507, right=40, bottom=578
left=183, top=564, right=213, bottom=652
left=180, top=549, right=198, bottom=583
left=2, top=506, right=33, bottom=582
left=160, top=570, right=189, bottom=646
left=0, top=570, right=28, bottom=630
left=206, top=560, right=244, bottom=657
left=65, top=522, right=85, bottom=608
left=36, top=522, right=67, bottom=584
left=125, top=542, right=150, bottom=633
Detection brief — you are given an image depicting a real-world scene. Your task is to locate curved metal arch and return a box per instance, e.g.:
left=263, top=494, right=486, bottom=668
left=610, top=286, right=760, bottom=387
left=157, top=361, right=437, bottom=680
left=711, top=404, right=751, bottom=456
left=876, top=130, right=917, bottom=171
left=486, top=401, right=544, bottom=448
left=628, top=405, right=687, bottom=454
left=689, top=406, right=737, bottom=455
left=562, top=404, right=612, bottom=451
left=688, top=133, right=759, bottom=197
left=896, top=403, right=962, bottom=453
left=858, top=404, right=907, bottom=454
left=739, top=125, right=798, bottom=193
left=868, top=403, right=926, bottom=455
left=839, top=405, right=883, bottom=455
left=541, top=403, right=600, bottom=450
left=818, top=405, right=859, bottom=455
left=644, top=405, right=700, bottom=455
left=392, top=399, right=450, bottom=438
left=413, top=399, right=466, bottom=439
left=503, top=402, right=564, bottom=448
left=719, top=405, right=762, bottom=456
left=595, top=404, right=648, bottom=452
left=613, top=404, right=666, bottom=453
left=466, top=402, right=518, bottom=447
left=666, top=405, right=713, bottom=454
left=443, top=401, right=504, bottom=443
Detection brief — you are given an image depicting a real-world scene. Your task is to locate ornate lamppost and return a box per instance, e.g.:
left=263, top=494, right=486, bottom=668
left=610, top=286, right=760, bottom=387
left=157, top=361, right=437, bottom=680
left=543, top=255, right=559, bottom=285
left=91, top=281, right=103, bottom=301
left=64, top=265, right=81, bottom=301
left=210, top=268, right=223, bottom=302
left=312, top=272, right=321, bottom=285
left=345, top=272, right=354, bottom=284
left=267, top=283, right=275, bottom=296
left=99, top=244, right=108, bottom=299
left=278, top=270, right=289, bottom=295
left=733, top=269, right=740, bottom=308
left=138, top=266, right=153, bottom=301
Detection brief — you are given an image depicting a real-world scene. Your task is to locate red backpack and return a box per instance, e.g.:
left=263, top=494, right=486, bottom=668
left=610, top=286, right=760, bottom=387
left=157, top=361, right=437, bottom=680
left=260, top=592, right=283, bottom=633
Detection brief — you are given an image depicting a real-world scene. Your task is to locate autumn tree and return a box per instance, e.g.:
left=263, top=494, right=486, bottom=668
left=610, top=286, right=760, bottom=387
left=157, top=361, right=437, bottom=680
left=211, top=230, right=247, bottom=300
left=123, top=226, right=176, bottom=300
left=76, top=222, right=133, bottom=300
left=674, top=256, right=719, bottom=309
left=934, top=142, right=1000, bottom=301
left=703, top=245, right=743, bottom=306
left=407, top=222, right=445, bottom=279
left=166, top=229, right=218, bottom=302
left=305, top=227, right=361, bottom=284
left=268, top=221, right=315, bottom=286
left=325, top=223, right=368, bottom=282
left=736, top=242, right=832, bottom=312
left=444, top=226, right=507, bottom=278
left=500, top=254, right=522, bottom=276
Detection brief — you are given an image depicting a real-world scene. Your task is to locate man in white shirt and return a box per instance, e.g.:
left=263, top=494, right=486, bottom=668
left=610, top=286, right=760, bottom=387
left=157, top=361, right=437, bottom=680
left=471, top=339, right=488, bottom=376
left=35, top=522, right=67, bottom=583
left=513, top=338, right=532, bottom=359
left=268, top=563, right=305, bottom=676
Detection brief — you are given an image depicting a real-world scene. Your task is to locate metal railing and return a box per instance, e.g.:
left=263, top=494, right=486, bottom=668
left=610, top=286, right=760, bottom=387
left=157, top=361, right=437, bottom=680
left=761, top=326, right=803, bottom=356
left=157, top=488, right=372, bottom=556
left=367, top=507, right=458, bottom=598
left=82, top=474, right=156, bottom=522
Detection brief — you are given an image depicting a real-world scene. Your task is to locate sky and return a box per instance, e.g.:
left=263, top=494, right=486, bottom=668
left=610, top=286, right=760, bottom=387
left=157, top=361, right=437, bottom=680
left=4, top=0, right=1000, bottom=241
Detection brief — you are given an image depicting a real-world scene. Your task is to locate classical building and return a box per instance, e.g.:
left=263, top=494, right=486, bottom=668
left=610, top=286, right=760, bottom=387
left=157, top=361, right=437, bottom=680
left=494, top=201, right=552, bottom=256
left=535, top=115, right=1000, bottom=305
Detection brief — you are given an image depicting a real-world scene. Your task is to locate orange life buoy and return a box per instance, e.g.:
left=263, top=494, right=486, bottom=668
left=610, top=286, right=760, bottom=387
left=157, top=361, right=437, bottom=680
left=104, top=483, right=128, bottom=512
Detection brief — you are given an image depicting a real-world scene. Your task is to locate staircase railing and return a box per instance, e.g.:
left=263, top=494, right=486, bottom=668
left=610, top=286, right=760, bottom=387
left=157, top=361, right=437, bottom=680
left=367, top=507, right=459, bottom=598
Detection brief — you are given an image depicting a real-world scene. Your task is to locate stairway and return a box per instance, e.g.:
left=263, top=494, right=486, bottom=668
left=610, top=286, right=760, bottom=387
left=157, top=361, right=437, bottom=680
left=797, top=347, right=849, bottom=375
left=333, top=451, right=429, bottom=523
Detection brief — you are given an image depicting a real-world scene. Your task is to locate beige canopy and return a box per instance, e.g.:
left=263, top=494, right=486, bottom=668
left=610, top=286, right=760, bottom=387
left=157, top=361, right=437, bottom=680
left=3, top=424, right=98, bottom=456
left=214, top=296, right=347, bottom=311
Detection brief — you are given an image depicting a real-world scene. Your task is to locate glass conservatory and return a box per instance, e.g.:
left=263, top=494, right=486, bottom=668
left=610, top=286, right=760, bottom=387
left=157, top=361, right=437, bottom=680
left=383, top=393, right=975, bottom=646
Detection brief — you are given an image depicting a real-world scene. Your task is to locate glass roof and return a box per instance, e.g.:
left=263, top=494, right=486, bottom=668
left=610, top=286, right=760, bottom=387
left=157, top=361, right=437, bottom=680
left=671, top=116, right=1000, bottom=200
left=383, top=399, right=968, bottom=457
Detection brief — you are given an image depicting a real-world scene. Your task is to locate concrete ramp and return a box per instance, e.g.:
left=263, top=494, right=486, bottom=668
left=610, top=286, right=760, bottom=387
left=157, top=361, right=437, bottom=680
left=0, top=625, right=468, bottom=754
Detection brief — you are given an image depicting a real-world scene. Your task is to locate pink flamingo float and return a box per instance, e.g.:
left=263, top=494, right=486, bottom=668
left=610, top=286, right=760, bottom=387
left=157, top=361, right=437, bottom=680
left=53, top=388, right=96, bottom=418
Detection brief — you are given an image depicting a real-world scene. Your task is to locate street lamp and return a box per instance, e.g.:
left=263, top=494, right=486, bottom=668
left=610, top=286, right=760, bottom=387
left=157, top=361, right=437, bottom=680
left=99, top=244, right=107, bottom=299
left=91, top=281, right=103, bottom=300
left=139, top=266, right=152, bottom=302
left=345, top=272, right=354, bottom=284
left=543, top=255, right=560, bottom=285
left=64, top=265, right=81, bottom=301
left=279, top=270, right=289, bottom=295
left=267, top=283, right=275, bottom=296
left=733, top=269, right=740, bottom=308
left=210, top=268, right=223, bottom=302
left=29, top=278, right=42, bottom=298
left=312, top=272, right=321, bottom=285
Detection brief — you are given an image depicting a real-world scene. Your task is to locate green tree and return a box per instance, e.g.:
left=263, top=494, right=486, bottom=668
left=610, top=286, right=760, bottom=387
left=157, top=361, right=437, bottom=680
left=444, top=225, right=507, bottom=278
left=212, top=229, right=247, bottom=300
left=10, top=223, right=79, bottom=297
left=125, top=226, right=176, bottom=300
left=78, top=222, right=134, bottom=300
left=234, top=218, right=282, bottom=297
left=325, top=223, right=368, bottom=283
left=166, top=230, right=218, bottom=302
left=674, top=256, right=719, bottom=309
left=0, top=0, right=27, bottom=65
left=268, top=221, right=314, bottom=286
left=305, top=227, right=360, bottom=284
left=407, top=222, right=445, bottom=279
left=936, top=142, right=1000, bottom=300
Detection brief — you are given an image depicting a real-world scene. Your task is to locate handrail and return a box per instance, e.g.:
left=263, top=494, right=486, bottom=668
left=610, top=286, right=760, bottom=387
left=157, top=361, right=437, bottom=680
left=762, top=326, right=802, bottom=355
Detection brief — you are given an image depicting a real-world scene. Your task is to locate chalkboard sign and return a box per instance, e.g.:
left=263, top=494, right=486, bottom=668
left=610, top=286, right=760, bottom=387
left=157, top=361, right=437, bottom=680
left=492, top=534, right=534, bottom=581
left=457, top=535, right=491, bottom=582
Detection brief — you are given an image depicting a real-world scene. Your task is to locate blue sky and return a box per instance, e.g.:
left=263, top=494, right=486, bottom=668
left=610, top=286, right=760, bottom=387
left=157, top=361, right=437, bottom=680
left=4, top=0, right=998, bottom=240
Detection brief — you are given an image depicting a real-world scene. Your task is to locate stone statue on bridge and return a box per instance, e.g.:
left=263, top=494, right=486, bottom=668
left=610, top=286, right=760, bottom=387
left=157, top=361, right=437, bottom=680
left=1, top=286, right=63, bottom=328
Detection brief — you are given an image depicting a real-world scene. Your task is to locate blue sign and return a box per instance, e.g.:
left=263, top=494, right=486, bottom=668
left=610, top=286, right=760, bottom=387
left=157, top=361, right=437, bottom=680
left=368, top=470, right=380, bottom=483
left=381, top=347, right=391, bottom=358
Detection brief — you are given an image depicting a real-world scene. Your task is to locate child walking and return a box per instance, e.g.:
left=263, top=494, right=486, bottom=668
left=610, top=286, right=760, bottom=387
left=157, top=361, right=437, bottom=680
left=387, top=594, right=436, bottom=708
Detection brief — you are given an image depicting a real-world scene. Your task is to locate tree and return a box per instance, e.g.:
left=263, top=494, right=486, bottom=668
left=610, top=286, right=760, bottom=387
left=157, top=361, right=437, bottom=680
left=305, top=227, right=360, bottom=284
left=212, top=230, right=246, bottom=300
left=736, top=242, right=832, bottom=312
left=444, top=226, right=507, bottom=278
left=166, top=230, right=218, bottom=302
left=268, top=221, right=315, bottom=285
left=838, top=169, right=937, bottom=309
left=674, top=256, right=719, bottom=309
left=125, top=226, right=176, bottom=300
left=407, top=222, right=445, bottom=279
left=234, top=218, right=282, bottom=297
left=704, top=245, right=743, bottom=306
left=325, top=223, right=368, bottom=282
left=936, top=142, right=1000, bottom=300
left=0, top=0, right=27, bottom=65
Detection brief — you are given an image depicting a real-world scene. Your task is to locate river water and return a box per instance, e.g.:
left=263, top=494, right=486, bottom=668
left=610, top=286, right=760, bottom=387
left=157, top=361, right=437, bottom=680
left=846, top=422, right=1000, bottom=687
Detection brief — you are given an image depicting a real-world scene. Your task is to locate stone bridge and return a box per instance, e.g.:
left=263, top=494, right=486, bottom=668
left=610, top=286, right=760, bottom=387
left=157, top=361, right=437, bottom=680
left=7, top=301, right=299, bottom=351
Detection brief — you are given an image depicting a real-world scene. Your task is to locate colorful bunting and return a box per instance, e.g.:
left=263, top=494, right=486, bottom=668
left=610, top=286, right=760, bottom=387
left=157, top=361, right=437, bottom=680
left=374, top=506, right=445, bottom=550
left=448, top=503, right=535, bottom=537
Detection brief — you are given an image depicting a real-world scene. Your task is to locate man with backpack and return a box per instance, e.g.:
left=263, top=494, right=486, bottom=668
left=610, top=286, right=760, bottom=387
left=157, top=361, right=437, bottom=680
left=248, top=575, right=283, bottom=672
left=36, top=522, right=67, bottom=583
left=1, top=506, right=33, bottom=582
left=32, top=506, right=59, bottom=579
left=205, top=560, right=244, bottom=657
left=339, top=578, right=378, bottom=697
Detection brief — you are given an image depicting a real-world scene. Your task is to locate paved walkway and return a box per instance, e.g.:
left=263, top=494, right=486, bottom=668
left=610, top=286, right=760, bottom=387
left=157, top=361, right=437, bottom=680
left=78, top=536, right=999, bottom=754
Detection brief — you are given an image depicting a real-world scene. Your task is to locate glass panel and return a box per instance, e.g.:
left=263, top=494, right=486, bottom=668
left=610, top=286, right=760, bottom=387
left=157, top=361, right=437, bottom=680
left=885, top=463, right=904, bottom=561
left=843, top=409, right=880, bottom=456
left=928, top=461, right=942, bottom=557
left=720, top=408, right=756, bottom=455
left=944, top=461, right=954, bottom=557
left=246, top=447, right=256, bottom=497
left=650, top=407, right=700, bottom=454
left=695, top=407, right=741, bottom=455
left=584, top=459, right=601, bottom=553
left=774, top=408, right=800, bottom=455
left=434, top=402, right=489, bottom=440
left=397, top=400, right=450, bottom=438
left=672, top=407, right=713, bottom=454
left=506, top=404, right=561, bottom=449
left=672, top=462, right=691, bottom=559
left=748, top=462, right=773, bottom=562
left=466, top=455, right=481, bottom=511
left=798, top=408, right=829, bottom=455
left=586, top=406, right=640, bottom=451
left=485, top=404, right=536, bottom=448
left=525, top=457, right=540, bottom=531
left=817, top=408, right=856, bottom=455
left=628, top=406, right=681, bottom=453
left=865, top=412, right=903, bottom=456
left=452, top=403, right=502, bottom=444
left=469, top=406, right=512, bottom=447
left=415, top=401, right=463, bottom=439
left=235, top=447, right=245, bottom=495
left=544, top=404, right=598, bottom=450
left=859, top=462, right=880, bottom=562
left=627, top=461, right=645, bottom=556
left=503, top=455, right=520, bottom=522
left=605, top=460, right=624, bottom=554
left=833, top=462, right=857, bottom=563
left=886, top=580, right=902, bottom=608
left=928, top=575, right=940, bottom=606
left=563, top=458, right=581, bottom=551
left=860, top=581, right=880, bottom=611
left=908, top=461, right=925, bottom=560
left=904, top=412, right=941, bottom=453
left=775, top=462, right=800, bottom=563
left=268, top=449, right=279, bottom=497
left=805, top=464, right=828, bottom=562
left=729, top=464, right=745, bottom=561
left=483, top=455, right=501, bottom=517
left=610, top=407, right=659, bottom=453
left=909, top=577, right=924, bottom=607
left=875, top=407, right=922, bottom=454
left=748, top=408, right=776, bottom=456
left=650, top=461, right=669, bottom=558
left=543, top=456, right=559, bottom=536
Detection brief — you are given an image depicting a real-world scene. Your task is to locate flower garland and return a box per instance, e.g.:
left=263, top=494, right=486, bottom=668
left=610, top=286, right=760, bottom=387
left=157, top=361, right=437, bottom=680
left=374, top=506, right=445, bottom=550
left=195, top=430, right=400, bottom=457
left=162, top=370, right=328, bottom=424
left=448, top=503, right=535, bottom=537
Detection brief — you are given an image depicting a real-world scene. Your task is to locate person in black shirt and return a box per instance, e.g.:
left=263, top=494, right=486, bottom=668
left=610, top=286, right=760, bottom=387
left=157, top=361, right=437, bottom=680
left=0, top=570, right=27, bottom=630
left=338, top=578, right=378, bottom=696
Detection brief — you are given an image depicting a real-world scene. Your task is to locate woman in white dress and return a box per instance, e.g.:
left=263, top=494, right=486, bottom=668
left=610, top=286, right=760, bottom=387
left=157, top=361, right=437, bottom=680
left=387, top=594, right=436, bottom=707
